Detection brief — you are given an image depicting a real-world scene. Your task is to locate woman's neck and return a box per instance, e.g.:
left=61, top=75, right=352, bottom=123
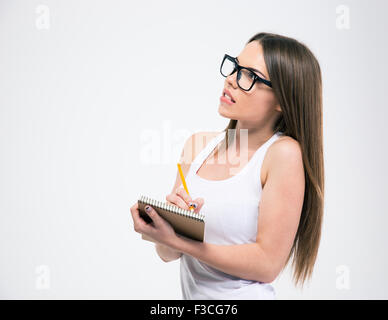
left=232, top=121, right=275, bottom=152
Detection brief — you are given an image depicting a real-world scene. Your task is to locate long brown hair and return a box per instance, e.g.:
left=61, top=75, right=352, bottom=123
left=214, top=32, right=324, bottom=288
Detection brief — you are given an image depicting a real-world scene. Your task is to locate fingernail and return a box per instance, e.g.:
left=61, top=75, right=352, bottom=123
left=145, top=205, right=151, bottom=212
left=189, top=202, right=197, bottom=209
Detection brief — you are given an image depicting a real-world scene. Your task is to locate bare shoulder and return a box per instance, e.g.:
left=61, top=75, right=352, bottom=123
left=270, top=135, right=303, bottom=159
left=173, top=131, right=221, bottom=193
left=181, top=131, right=221, bottom=164
left=261, top=135, right=304, bottom=186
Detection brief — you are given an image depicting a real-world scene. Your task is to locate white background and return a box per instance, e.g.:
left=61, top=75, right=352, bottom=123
left=0, top=0, right=387, bottom=299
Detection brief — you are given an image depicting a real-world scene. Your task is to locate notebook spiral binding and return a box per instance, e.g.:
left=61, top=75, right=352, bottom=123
left=139, top=195, right=205, bottom=222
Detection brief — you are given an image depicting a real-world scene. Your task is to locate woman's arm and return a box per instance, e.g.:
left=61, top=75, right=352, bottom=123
left=155, top=243, right=182, bottom=262
left=171, top=139, right=305, bottom=282
left=141, top=234, right=182, bottom=262
left=151, top=132, right=215, bottom=263
left=175, top=237, right=274, bottom=282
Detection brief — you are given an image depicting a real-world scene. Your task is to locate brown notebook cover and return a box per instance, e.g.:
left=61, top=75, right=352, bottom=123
left=138, top=195, right=205, bottom=242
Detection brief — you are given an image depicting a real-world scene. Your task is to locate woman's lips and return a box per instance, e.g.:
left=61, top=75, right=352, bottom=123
left=220, top=95, right=235, bottom=105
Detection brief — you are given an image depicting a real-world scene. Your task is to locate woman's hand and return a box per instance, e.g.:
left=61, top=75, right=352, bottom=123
left=130, top=202, right=178, bottom=248
left=165, top=187, right=205, bottom=214
left=131, top=188, right=205, bottom=262
left=138, top=188, right=204, bottom=244
left=142, top=234, right=157, bottom=242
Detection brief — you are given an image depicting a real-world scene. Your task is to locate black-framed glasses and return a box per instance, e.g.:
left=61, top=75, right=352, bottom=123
left=220, top=54, right=272, bottom=91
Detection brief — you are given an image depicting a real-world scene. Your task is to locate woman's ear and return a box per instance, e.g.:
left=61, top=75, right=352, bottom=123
left=275, top=104, right=282, bottom=113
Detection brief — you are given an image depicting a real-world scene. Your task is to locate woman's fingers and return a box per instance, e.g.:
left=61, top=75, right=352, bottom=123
left=166, top=193, right=190, bottom=210
left=143, top=205, right=165, bottom=228
left=190, top=197, right=204, bottom=214
left=130, top=202, right=153, bottom=234
left=165, top=189, right=205, bottom=214
left=176, top=187, right=192, bottom=204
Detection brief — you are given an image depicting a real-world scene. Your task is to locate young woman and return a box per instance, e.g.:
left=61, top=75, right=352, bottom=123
left=130, top=32, right=324, bottom=299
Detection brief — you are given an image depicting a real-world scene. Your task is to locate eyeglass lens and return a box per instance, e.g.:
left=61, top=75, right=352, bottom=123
left=220, top=57, right=256, bottom=90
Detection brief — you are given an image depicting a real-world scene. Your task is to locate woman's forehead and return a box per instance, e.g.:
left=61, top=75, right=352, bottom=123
left=237, top=42, right=269, bottom=79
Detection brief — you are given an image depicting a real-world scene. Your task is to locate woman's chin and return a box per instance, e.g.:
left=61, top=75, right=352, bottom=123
left=218, top=104, right=234, bottom=118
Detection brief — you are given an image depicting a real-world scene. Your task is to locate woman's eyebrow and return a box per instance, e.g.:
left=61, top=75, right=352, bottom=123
left=236, top=56, right=267, bottom=79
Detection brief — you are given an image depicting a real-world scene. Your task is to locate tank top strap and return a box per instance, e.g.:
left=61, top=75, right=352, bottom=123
left=187, top=131, right=226, bottom=178
left=251, top=131, right=284, bottom=189
left=249, top=131, right=284, bottom=163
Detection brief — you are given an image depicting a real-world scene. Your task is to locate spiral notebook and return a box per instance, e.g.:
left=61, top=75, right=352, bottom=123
left=138, top=195, right=205, bottom=242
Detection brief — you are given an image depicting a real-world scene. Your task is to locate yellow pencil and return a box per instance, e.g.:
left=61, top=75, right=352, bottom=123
left=177, top=163, right=195, bottom=212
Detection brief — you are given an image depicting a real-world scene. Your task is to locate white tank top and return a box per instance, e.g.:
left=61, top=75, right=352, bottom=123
left=179, top=130, right=284, bottom=300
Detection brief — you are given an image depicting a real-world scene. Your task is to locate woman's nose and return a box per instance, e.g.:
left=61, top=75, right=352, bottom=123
left=226, top=71, right=238, bottom=89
